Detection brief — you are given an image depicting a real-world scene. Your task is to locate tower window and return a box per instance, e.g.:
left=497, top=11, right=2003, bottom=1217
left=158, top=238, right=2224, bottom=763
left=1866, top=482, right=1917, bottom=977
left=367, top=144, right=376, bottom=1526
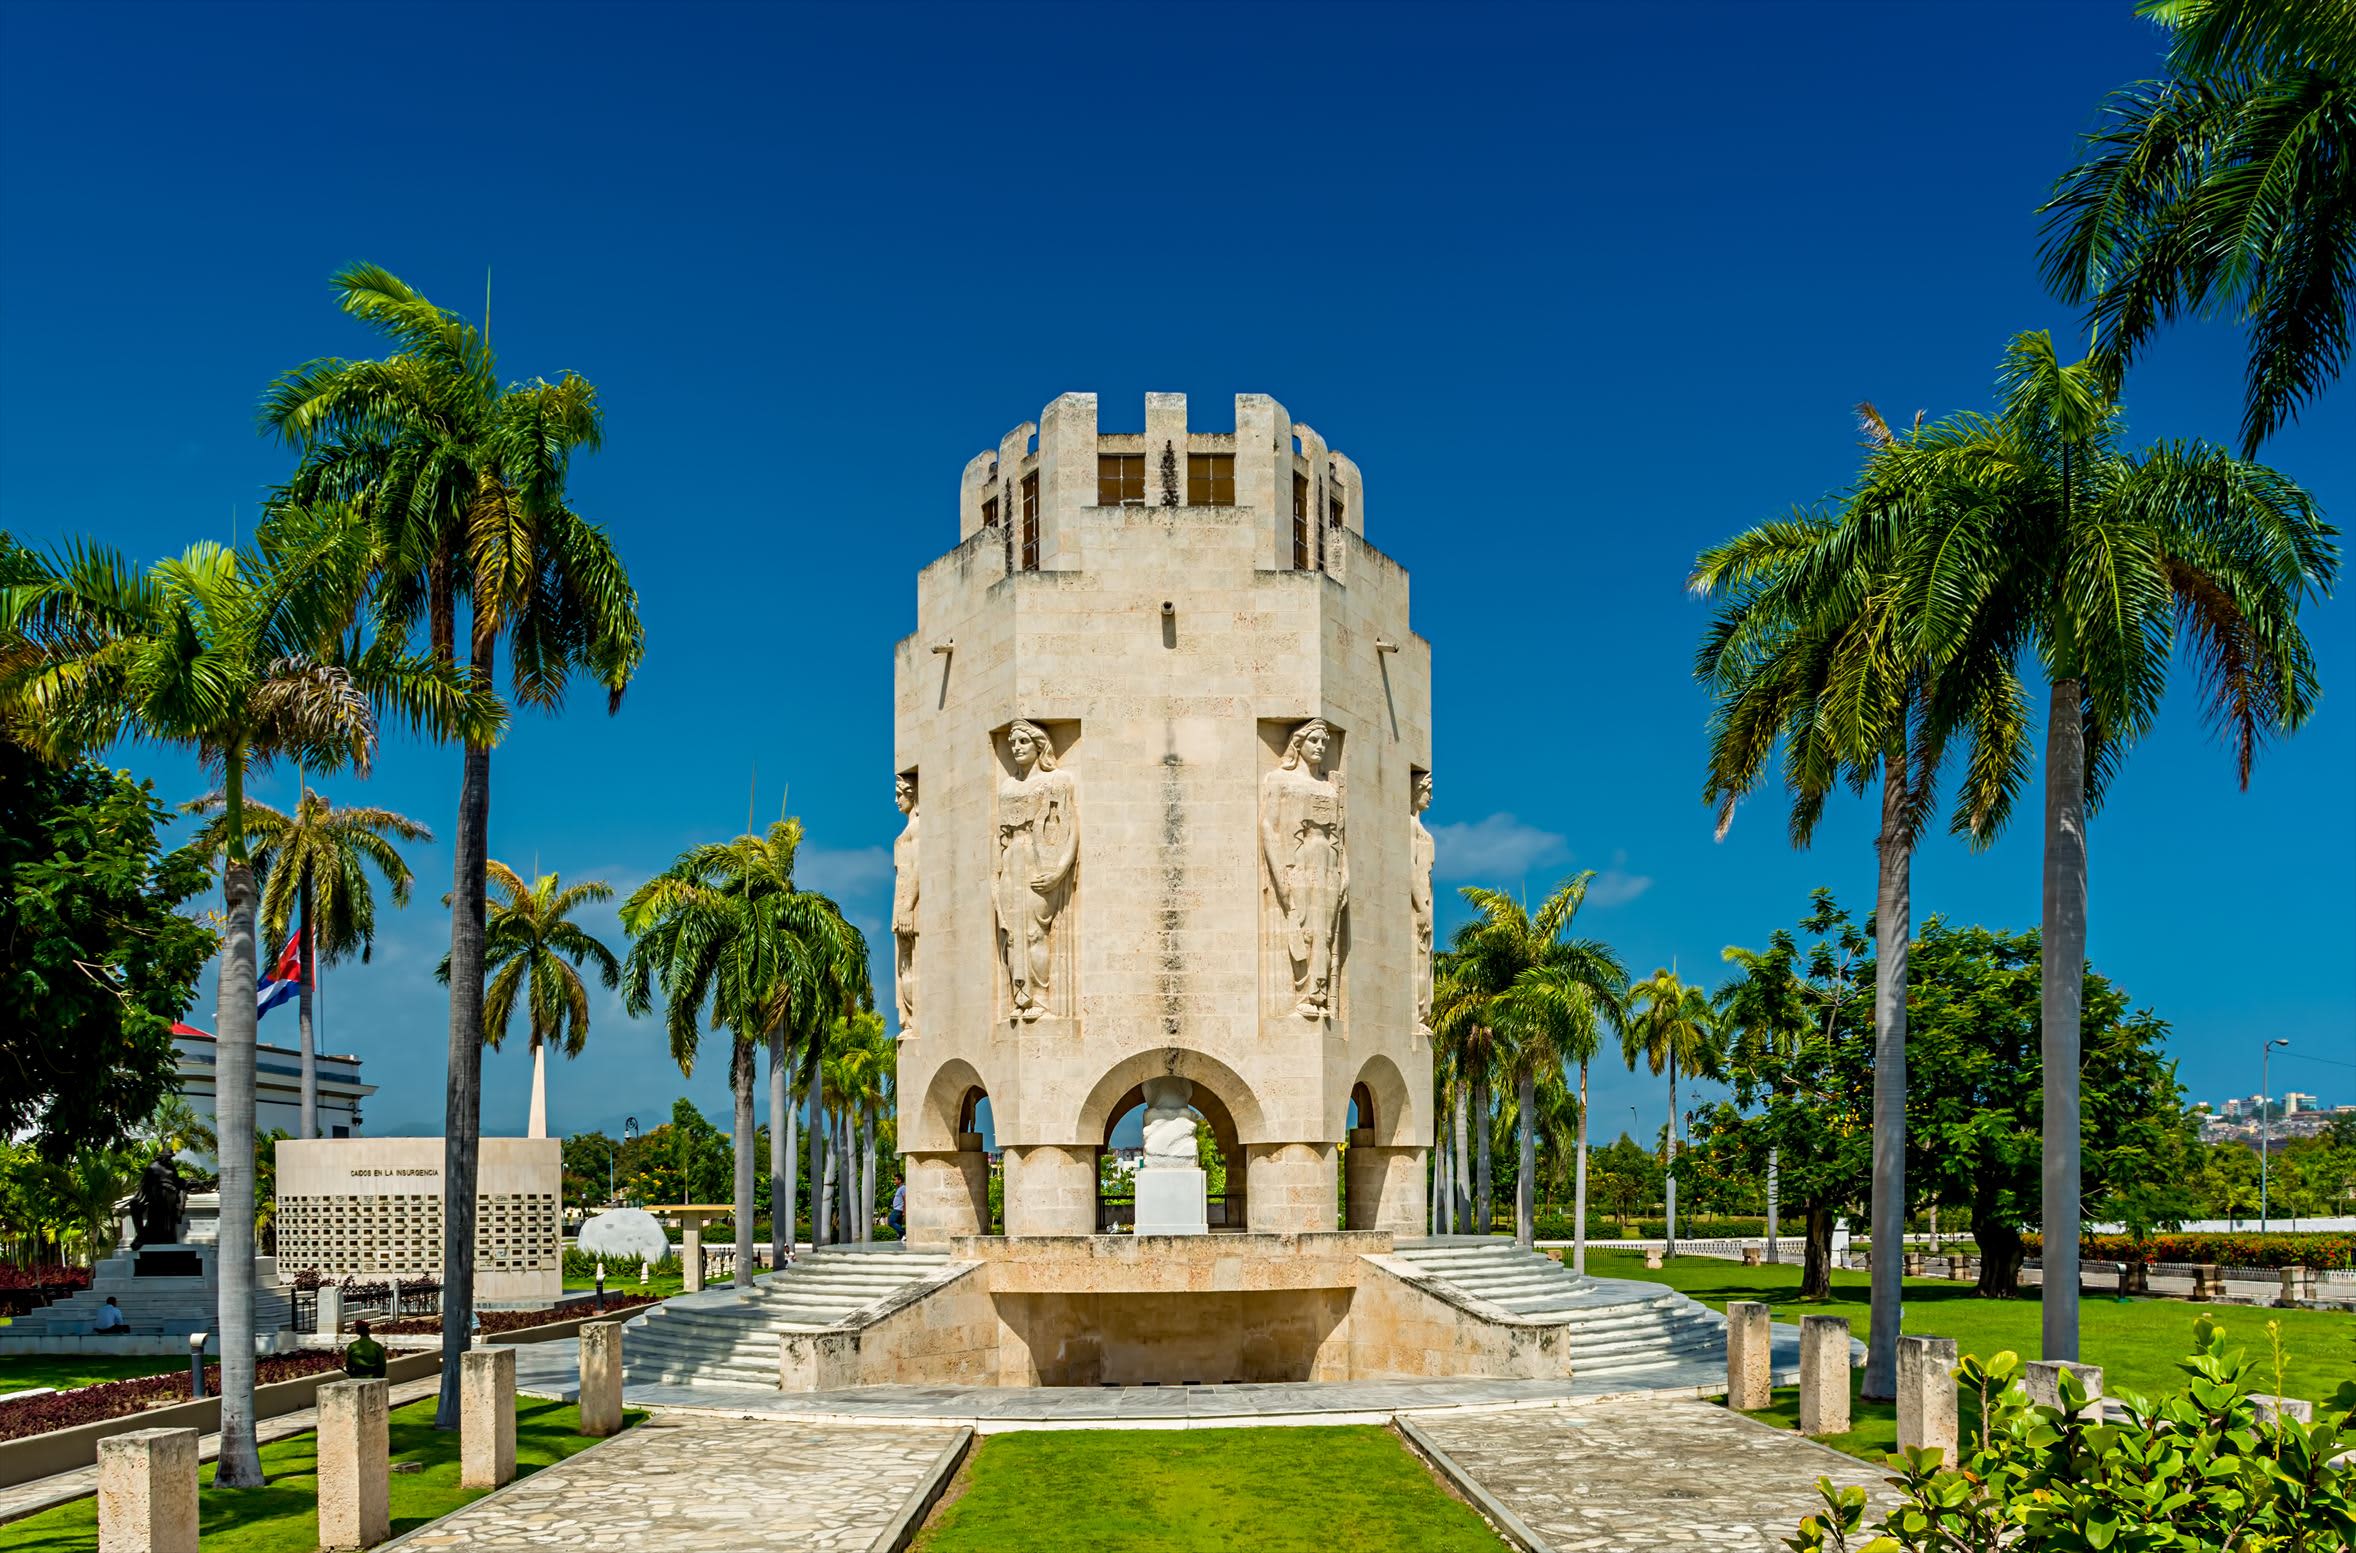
left=1021, top=471, right=1040, bottom=571
left=982, top=496, right=999, bottom=528
left=1098, top=454, right=1145, bottom=506
left=1292, top=472, right=1311, bottom=570
left=1330, top=493, right=1346, bottom=529
left=1187, top=453, right=1234, bottom=506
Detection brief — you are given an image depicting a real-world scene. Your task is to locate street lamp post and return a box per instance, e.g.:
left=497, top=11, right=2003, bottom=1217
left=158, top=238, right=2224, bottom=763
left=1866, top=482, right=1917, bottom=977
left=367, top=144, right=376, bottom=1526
left=2260, top=1040, right=2289, bottom=1232
left=619, top=1116, right=640, bottom=1207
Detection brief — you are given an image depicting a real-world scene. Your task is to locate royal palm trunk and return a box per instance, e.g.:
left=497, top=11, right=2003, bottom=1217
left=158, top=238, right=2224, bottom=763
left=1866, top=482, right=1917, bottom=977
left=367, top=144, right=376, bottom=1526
left=732, top=1040, right=755, bottom=1287
left=837, top=1112, right=855, bottom=1239
left=809, top=1090, right=828, bottom=1244
left=860, top=1111, right=876, bottom=1243
left=1664, top=1057, right=1678, bottom=1254
left=2041, top=677, right=2087, bottom=1360
left=437, top=704, right=492, bottom=1431
left=1473, top=1071, right=1493, bottom=1235
left=1572, top=1062, right=1591, bottom=1275
left=768, top=1029, right=790, bottom=1264
left=1863, top=763, right=1912, bottom=1402
left=1452, top=1086, right=1472, bottom=1231
left=1515, top=1071, right=1537, bottom=1247
left=213, top=852, right=264, bottom=1486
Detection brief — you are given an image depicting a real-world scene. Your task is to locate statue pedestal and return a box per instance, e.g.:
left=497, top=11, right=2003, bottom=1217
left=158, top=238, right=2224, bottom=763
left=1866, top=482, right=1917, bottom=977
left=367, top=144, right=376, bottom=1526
left=1134, top=1167, right=1207, bottom=1236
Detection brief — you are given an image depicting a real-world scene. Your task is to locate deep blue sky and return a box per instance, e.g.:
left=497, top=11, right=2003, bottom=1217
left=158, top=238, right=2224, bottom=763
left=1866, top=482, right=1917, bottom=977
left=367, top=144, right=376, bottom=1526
left=3, top=2, right=2349, bottom=1148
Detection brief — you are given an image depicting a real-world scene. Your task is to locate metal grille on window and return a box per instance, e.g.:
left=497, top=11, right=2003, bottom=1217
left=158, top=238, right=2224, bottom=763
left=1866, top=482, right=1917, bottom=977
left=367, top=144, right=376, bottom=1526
left=1187, top=453, right=1234, bottom=506
left=1292, top=472, right=1311, bottom=570
left=1097, top=454, right=1144, bottom=506
left=1021, top=471, right=1041, bottom=571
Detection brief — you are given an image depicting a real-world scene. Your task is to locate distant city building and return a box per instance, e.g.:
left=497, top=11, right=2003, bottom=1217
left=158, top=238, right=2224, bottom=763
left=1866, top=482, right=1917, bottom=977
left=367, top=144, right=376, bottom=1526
left=2283, top=1091, right=2318, bottom=1115
left=173, top=1029, right=373, bottom=1140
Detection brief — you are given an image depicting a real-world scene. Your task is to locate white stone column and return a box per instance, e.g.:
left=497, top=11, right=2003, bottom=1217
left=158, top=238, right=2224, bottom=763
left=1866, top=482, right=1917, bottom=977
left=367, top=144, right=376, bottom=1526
left=1243, top=1142, right=1337, bottom=1234
left=1002, top=1144, right=1094, bottom=1237
left=680, top=1214, right=704, bottom=1294
left=1233, top=393, right=1293, bottom=568
left=316, top=1284, right=343, bottom=1337
left=1797, top=1315, right=1851, bottom=1436
left=2024, top=1359, right=2104, bottom=1420
left=578, top=1321, right=623, bottom=1438
left=460, top=1346, right=516, bottom=1489
left=317, top=1377, right=390, bottom=1550
left=97, top=1427, right=198, bottom=1553
left=1724, top=1301, right=1772, bottom=1411
left=1896, top=1335, right=1959, bottom=1457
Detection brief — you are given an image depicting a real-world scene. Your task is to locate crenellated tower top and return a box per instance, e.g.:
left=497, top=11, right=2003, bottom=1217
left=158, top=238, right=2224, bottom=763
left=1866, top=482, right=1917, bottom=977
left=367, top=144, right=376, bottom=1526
left=955, top=393, right=1365, bottom=579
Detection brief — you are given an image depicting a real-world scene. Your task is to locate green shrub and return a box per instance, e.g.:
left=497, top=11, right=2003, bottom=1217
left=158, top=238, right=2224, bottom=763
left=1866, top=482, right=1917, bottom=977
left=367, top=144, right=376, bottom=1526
left=563, top=1248, right=680, bottom=1281
left=1789, top=1318, right=2354, bottom=1552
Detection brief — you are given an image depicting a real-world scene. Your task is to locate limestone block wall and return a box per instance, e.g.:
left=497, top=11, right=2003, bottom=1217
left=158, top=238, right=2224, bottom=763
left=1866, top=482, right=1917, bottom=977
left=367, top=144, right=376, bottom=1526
left=896, top=392, right=1433, bottom=1243
left=1347, top=1264, right=1576, bottom=1381
left=274, top=1138, right=560, bottom=1302
left=777, top=1264, right=999, bottom=1391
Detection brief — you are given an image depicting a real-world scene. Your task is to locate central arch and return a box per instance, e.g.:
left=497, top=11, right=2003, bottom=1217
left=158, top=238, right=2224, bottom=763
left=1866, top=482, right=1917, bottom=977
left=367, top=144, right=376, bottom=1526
left=1073, top=1046, right=1268, bottom=1145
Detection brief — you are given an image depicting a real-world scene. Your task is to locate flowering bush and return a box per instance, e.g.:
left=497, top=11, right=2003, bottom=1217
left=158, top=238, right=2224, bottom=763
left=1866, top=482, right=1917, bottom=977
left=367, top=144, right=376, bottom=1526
left=0, top=1350, right=346, bottom=1442
left=0, top=1264, right=92, bottom=1291
left=1789, top=1319, right=2354, bottom=1552
left=2024, top=1232, right=2356, bottom=1269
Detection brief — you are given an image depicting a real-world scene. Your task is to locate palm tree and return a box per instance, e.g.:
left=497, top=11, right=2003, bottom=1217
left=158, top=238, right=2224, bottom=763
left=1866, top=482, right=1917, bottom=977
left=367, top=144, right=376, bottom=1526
left=819, top=1012, right=891, bottom=1243
left=185, top=788, right=430, bottom=1138
left=263, top=264, right=643, bottom=1425
left=1873, top=330, right=2335, bottom=1359
left=1621, top=969, right=1721, bottom=1257
left=1436, top=879, right=1626, bottom=1253
left=1429, top=945, right=1503, bottom=1234
left=438, top=864, right=619, bottom=1138
left=2041, top=0, right=2354, bottom=454
left=1691, top=404, right=2030, bottom=1399
left=622, top=822, right=868, bottom=1282
left=0, top=516, right=493, bottom=1486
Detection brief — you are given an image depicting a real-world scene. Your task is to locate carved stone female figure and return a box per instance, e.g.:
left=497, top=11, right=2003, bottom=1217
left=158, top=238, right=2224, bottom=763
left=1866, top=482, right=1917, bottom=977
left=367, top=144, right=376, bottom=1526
left=891, top=774, right=919, bottom=1036
left=1411, top=770, right=1435, bottom=1037
left=1261, top=718, right=1347, bottom=1018
left=994, top=720, right=1078, bottom=1021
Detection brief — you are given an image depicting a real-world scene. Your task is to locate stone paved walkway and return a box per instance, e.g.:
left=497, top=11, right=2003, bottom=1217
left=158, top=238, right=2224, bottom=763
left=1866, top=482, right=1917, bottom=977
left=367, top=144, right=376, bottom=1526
left=383, top=1415, right=964, bottom=1551
left=0, top=1374, right=443, bottom=1525
left=1414, top=1397, right=1888, bottom=1552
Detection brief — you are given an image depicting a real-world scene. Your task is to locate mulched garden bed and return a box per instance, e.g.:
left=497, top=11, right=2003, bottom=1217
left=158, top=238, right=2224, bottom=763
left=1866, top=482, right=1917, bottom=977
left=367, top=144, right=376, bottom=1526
left=0, top=1350, right=345, bottom=1442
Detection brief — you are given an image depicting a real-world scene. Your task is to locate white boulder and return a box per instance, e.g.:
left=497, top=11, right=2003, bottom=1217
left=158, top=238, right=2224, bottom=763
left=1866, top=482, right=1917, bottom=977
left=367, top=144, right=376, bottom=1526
left=575, top=1208, right=670, bottom=1265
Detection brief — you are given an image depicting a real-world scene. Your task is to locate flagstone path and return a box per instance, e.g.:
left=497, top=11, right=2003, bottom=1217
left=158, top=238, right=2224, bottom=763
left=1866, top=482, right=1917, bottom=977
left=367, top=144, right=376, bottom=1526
left=1411, top=1396, right=1889, bottom=1551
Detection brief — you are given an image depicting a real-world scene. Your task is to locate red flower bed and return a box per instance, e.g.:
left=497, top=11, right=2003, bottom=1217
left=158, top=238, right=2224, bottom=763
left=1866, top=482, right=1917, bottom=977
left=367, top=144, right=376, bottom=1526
left=372, top=1294, right=658, bottom=1336
left=0, top=1264, right=91, bottom=1292
left=2025, top=1231, right=2356, bottom=1269
left=0, top=1350, right=346, bottom=1443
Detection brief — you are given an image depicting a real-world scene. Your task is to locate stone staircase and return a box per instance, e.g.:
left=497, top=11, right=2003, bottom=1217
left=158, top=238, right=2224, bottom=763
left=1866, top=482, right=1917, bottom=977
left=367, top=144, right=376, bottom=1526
left=1376, top=1238, right=1729, bottom=1383
left=0, top=1250, right=291, bottom=1355
left=621, top=1245, right=960, bottom=1391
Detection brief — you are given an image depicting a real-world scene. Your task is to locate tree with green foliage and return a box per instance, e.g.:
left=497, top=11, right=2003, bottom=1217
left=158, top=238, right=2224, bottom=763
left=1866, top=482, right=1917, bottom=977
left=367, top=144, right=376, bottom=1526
left=1621, top=968, right=1721, bottom=1256
left=0, top=738, right=215, bottom=1156
left=2041, top=0, right=2355, bottom=454
left=1693, top=401, right=2030, bottom=1398
left=1698, top=893, right=1877, bottom=1298
left=439, top=863, right=619, bottom=1140
left=1864, top=330, right=2334, bottom=1360
left=186, top=786, right=429, bottom=1139
left=623, top=821, right=868, bottom=1277
left=1589, top=1134, right=1661, bottom=1229
left=0, top=514, right=494, bottom=1482
left=264, top=263, right=643, bottom=1426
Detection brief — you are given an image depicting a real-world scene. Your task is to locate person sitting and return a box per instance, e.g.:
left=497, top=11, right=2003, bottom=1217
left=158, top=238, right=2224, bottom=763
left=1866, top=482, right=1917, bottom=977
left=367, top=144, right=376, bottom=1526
left=91, top=1296, right=128, bottom=1335
left=342, top=1319, right=388, bottom=1379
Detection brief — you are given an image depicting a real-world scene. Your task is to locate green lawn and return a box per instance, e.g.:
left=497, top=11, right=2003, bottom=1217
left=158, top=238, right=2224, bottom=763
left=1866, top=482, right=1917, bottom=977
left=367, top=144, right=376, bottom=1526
left=6, top=1395, right=644, bottom=1552
left=1582, top=1249, right=2354, bottom=1463
left=564, top=1271, right=687, bottom=1298
left=0, top=1354, right=179, bottom=1393
left=912, top=1426, right=1504, bottom=1553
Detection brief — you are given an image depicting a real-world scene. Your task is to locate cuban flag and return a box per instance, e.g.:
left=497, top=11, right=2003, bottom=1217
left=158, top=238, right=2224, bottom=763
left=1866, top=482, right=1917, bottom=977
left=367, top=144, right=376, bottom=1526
left=256, top=930, right=302, bottom=1019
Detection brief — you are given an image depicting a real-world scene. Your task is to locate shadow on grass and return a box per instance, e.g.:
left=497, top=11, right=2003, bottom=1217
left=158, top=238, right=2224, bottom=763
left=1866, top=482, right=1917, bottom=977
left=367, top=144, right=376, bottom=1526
left=7, top=1394, right=646, bottom=1553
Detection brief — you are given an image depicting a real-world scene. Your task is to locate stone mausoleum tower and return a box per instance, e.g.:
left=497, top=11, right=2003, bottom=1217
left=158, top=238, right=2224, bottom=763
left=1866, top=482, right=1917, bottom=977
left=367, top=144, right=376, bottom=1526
left=895, top=392, right=1433, bottom=1246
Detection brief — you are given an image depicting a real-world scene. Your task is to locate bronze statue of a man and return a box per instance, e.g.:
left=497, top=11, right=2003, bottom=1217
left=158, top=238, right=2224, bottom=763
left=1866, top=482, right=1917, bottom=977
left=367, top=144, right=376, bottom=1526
left=130, top=1152, right=187, bottom=1250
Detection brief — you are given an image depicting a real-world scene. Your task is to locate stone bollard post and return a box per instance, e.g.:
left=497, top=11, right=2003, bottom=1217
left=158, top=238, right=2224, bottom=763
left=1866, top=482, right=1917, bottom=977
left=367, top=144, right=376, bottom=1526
left=578, top=1320, right=623, bottom=1437
left=1724, top=1301, right=1773, bottom=1410
left=2277, top=1266, right=2314, bottom=1306
left=318, top=1378, right=390, bottom=1550
left=1741, top=1246, right=1762, bottom=1267
left=1903, top=1251, right=1925, bottom=1278
left=97, top=1427, right=198, bottom=1553
left=1643, top=1247, right=1663, bottom=1270
left=2024, top=1360, right=2104, bottom=1421
left=1797, top=1315, right=1851, bottom=1436
left=2191, top=1263, right=2224, bottom=1300
left=1896, top=1335, right=1959, bottom=1459
left=460, top=1346, right=517, bottom=1489
left=316, top=1285, right=343, bottom=1338
left=2250, top=1393, right=2315, bottom=1425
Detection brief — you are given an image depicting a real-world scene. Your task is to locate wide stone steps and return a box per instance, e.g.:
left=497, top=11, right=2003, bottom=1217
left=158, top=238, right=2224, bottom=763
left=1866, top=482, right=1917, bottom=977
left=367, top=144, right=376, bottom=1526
left=623, top=1246, right=956, bottom=1391
left=1379, top=1238, right=1728, bottom=1380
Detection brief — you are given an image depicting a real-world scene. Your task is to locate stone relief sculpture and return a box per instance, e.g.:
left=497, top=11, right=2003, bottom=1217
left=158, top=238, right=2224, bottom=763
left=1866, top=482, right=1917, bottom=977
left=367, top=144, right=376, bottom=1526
left=1411, top=770, right=1435, bottom=1039
left=892, top=773, right=919, bottom=1036
left=1261, top=718, right=1348, bottom=1019
left=994, top=720, right=1078, bottom=1022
